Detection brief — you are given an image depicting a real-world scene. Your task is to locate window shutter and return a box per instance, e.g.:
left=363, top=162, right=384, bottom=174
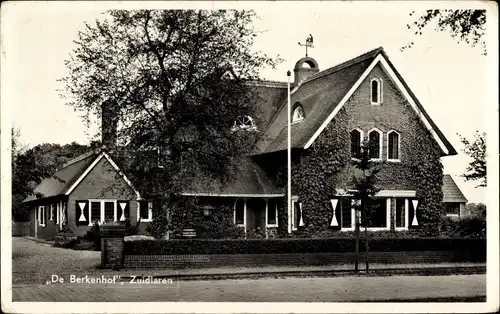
left=118, top=201, right=129, bottom=221
left=76, top=201, right=88, bottom=226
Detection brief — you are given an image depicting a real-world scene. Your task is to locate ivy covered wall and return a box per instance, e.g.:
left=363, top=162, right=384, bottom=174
left=275, top=63, right=445, bottom=237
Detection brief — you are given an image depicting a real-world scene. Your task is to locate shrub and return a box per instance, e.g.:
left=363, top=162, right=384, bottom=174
left=125, top=217, right=141, bottom=236
left=124, top=237, right=486, bottom=256
left=458, top=216, right=486, bottom=238
left=441, top=215, right=486, bottom=238
left=73, top=240, right=95, bottom=250
left=83, top=222, right=101, bottom=251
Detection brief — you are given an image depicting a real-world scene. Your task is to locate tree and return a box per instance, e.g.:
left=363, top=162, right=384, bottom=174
left=60, top=10, right=280, bottom=238
left=402, top=9, right=487, bottom=55
left=459, top=131, right=486, bottom=187
left=464, top=202, right=486, bottom=218
left=12, top=141, right=91, bottom=221
left=349, top=141, right=380, bottom=272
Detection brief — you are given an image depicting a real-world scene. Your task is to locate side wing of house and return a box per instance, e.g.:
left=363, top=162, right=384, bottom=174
left=26, top=152, right=148, bottom=238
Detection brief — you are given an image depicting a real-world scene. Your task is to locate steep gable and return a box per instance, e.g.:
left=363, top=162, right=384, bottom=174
left=255, top=47, right=456, bottom=157
left=256, top=49, right=379, bottom=154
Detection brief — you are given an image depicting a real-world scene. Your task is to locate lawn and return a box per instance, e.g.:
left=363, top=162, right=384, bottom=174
left=12, top=237, right=101, bottom=285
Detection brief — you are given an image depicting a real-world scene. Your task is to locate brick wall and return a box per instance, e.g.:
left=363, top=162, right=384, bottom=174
left=123, top=250, right=484, bottom=268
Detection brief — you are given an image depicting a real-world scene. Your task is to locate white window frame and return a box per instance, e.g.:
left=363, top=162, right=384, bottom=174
left=88, top=199, right=117, bottom=226
left=291, top=197, right=302, bottom=231
left=233, top=198, right=246, bottom=227
left=340, top=198, right=391, bottom=231
left=387, top=130, right=401, bottom=162
left=367, top=128, right=383, bottom=161
left=49, top=204, right=54, bottom=221
left=137, top=201, right=153, bottom=222
left=395, top=198, right=409, bottom=230
left=291, top=105, right=305, bottom=124
left=38, top=206, right=45, bottom=227
left=265, top=199, right=279, bottom=227
left=370, top=78, right=383, bottom=105
left=350, top=128, right=364, bottom=160
left=232, top=116, right=257, bottom=132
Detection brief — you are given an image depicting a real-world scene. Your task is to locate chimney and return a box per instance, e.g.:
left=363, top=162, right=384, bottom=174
left=293, top=57, right=319, bottom=87
left=101, top=99, right=118, bottom=149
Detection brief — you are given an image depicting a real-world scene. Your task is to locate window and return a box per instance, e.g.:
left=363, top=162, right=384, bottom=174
left=104, top=201, right=115, bottom=222
left=350, top=129, right=363, bottom=158
left=139, top=201, right=153, bottom=222
left=292, top=105, right=305, bottom=123
left=38, top=206, right=46, bottom=227
left=395, top=198, right=406, bottom=228
left=368, top=129, right=382, bottom=160
left=266, top=199, right=278, bottom=226
left=363, top=198, right=388, bottom=228
left=387, top=131, right=400, bottom=161
left=234, top=198, right=245, bottom=225
left=90, top=201, right=101, bottom=223
left=340, top=198, right=353, bottom=229
left=291, top=199, right=302, bottom=230
left=371, top=78, right=382, bottom=105
left=232, top=116, right=257, bottom=131
left=49, top=204, right=54, bottom=221
left=444, top=203, right=460, bottom=216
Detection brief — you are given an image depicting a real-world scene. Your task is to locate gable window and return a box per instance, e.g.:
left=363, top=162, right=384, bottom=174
left=138, top=201, right=153, bottom=222
left=232, top=116, right=257, bottom=131
left=368, top=129, right=382, bottom=160
left=371, top=78, right=382, bottom=105
left=350, top=129, right=363, bottom=159
left=292, top=105, right=305, bottom=123
left=234, top=198, right=245, bottom=226
left=387, top=131, right=400, bottom=161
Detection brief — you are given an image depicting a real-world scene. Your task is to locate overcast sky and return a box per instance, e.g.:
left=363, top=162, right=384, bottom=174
left=2, top=1, right=497, bottom=203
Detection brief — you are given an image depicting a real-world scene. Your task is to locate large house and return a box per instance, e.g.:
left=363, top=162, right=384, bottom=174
left=25, top=47, right=465, bottom=240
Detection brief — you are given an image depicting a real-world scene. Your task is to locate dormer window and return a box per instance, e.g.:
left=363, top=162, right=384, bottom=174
left=232, top=116, right=257, bottom=131
left=371, top=78, right=383, bottom=105
left=292, top=105, right=305, bottom=123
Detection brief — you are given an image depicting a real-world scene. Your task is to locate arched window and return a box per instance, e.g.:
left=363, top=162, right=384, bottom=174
left=232, top=116, right=257, bottom=131
left=371, top=78, right=382, bottom=105
left=350, top=129, right=363, bottom=158
left=368, top=129, right=382, bottom=160
left=292, top=105, right=305, bottom=123
left=387, top=131, right=400, bottom=161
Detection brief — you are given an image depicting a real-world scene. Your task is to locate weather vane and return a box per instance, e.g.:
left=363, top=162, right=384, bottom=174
left=298, top=34, right=314, bottom=57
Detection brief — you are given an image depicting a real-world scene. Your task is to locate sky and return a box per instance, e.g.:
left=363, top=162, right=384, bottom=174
left=2, top=1, right=497, bottom=204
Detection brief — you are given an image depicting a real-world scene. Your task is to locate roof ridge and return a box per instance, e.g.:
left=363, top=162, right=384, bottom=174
left=60, top=149, right=99, bottom=169
left=302, top=46, right=384, bottom=85
left=246, top=79, right=288, bottom=88
left=260, top=47, right=383, bottom=135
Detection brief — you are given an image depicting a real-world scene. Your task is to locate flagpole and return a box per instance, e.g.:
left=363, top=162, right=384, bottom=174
left=287, top=70, right=292, bottom=234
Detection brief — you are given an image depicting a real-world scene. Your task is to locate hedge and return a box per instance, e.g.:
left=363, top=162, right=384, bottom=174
left=124, top=238, right=486, bottom=255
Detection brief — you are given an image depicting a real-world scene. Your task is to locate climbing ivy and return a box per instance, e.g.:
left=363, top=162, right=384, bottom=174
left=275, top=100, right=444, bottom=237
